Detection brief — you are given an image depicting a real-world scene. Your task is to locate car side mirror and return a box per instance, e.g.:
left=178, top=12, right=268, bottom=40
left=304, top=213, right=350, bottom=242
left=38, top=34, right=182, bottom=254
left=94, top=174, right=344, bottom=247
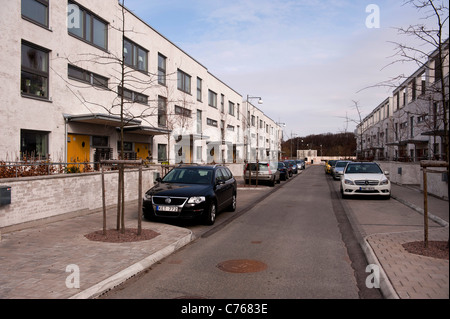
left=216, top=179, right=225, bottom=185
left=155, top=177, right=162, bottom=184
left=384, top=171, right=389, bottom=175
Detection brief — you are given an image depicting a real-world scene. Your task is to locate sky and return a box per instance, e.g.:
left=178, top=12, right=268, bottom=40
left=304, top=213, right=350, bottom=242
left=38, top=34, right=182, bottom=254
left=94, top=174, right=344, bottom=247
left=123, top=0, right=445, bottom=139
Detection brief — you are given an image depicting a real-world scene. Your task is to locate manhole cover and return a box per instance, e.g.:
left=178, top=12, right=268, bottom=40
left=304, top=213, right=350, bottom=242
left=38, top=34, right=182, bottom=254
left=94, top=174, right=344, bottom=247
left=217, top=259, right=267, bottom=273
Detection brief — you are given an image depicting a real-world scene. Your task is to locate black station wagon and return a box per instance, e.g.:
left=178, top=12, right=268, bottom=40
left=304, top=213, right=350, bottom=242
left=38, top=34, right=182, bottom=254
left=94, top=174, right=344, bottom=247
left=143, top=165, right=237, bottom=225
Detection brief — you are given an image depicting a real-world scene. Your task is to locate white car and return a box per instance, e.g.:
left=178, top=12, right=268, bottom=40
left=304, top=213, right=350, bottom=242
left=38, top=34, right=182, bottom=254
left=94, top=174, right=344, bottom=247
left=340, top=162, right=390, bottom=199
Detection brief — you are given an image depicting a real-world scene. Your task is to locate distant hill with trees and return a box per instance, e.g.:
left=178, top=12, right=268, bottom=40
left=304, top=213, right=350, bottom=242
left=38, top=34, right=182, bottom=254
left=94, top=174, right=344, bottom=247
left=281, top=132, right=356, bottom=158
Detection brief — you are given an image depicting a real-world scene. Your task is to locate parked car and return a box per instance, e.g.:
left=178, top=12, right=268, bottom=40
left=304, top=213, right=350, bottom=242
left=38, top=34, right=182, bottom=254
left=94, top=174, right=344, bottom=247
left=277, top=162, right=289, bottom=181
left=340, top=162, right=391, bottom=199
left=283, top=160, right=298, bottom=174
left=244, top=162, right=280, bottom=186
left=295, top=159, right=306, bottom=170
left=332, top=160, right=352, bottom=180
left=325, top=160, right=338, bottom=174
left=143, top=165, right=237, bottom=225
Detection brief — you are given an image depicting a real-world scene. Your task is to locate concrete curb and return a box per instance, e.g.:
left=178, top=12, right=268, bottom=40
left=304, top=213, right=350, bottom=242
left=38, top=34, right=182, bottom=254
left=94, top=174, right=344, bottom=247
left=69, top=230, right=194, bottom=299
left=391, top=195, right=449, bottom=227
left=361, top=236, right=399, bottom=299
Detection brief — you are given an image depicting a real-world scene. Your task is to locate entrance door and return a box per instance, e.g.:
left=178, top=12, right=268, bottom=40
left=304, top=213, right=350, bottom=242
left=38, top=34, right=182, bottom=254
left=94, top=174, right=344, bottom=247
left=67, top=134, right=90, bottom=171
left=135, top=143, right=150, bottom=160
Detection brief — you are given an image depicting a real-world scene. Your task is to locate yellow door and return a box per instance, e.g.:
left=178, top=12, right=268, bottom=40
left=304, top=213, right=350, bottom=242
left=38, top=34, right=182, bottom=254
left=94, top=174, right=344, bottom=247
left=135, top=143, right=150, bottom=160
left=67, top=134, right=90, bottom=171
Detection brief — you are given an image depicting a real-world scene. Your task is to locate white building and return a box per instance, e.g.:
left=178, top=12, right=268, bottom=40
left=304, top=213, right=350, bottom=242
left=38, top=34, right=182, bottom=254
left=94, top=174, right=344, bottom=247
left=356, top=40, right=449, bottom=162
left=0, top=0, right=282, bottom=167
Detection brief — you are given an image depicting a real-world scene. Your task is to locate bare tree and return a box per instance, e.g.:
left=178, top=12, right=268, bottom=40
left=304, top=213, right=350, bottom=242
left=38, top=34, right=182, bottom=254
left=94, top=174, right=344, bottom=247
left=61, top=0, right=164, bottom=234
left=391, top=0, right=449, bottom=196
left=342, top=100, right=366, bottom=159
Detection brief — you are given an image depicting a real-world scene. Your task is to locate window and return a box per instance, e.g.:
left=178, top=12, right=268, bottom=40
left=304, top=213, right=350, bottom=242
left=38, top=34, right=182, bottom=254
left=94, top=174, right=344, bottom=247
left=68, top=64, right=108, bottom=89
left=68, top=1, right=108, bottom=50
left=410, top=116, right=414, bottom=137
left=175, top=105, right=192, bottom=117
left=177, top=69, right=191, bottom=93
left=207, top=118, right=218, bottom=127
left=123, top=38, right=148, bottom=72
left=21, top=41, right=49, bottom=99
left=411, top=80, right=416, bottom=101
left=20, top=129, right=49, bottom=159
left=118, top=87, right=148, bottom=104
left=92, top=136, right=108, bottom=147
left=197, top=77, right=202, bottom=101
left=22, top=0, right=49, bottom=27
left=227, top=125, right=235, bottom=131
left=208, top=90, right=217, bottom=108
left=228, top=101, right=235, bottom=116
left=394, top=123, right=398, bottom=140
left=158, top=144, right=167, bottom=162
left=221, top=94, right=225, bottom=113
left=158, top=96, right=167, bottom=127
left=433, top=57, right=442, bottom=83
left=158, top=53, right=166, bottom=85
left=197, top=110, right=202, bottom=134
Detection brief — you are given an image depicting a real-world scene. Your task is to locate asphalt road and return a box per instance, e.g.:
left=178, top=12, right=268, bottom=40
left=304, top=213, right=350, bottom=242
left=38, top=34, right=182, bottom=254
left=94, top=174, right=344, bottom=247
left=101, top=166, right=376, bottom=299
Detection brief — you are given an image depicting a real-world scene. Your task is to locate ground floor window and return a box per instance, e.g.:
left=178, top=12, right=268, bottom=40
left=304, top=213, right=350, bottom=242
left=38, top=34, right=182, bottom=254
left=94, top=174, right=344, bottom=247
left=158, top=144, right=167, bottom=162
left=21, top=129, right=49, bottom=159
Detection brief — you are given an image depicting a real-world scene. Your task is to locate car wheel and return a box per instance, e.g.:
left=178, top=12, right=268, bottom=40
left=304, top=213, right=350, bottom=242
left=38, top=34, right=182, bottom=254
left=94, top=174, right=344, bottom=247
left=340, top=187, right=347, bottom=199
left=204, top=201, right=217, bottom=225
left=270, top=177, right=275, bottom=187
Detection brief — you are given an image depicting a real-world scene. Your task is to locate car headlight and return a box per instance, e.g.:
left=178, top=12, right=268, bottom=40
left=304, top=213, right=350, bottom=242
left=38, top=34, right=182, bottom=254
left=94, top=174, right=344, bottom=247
left=144, top=193, right=152, bottom=200
left=344, top=179, right=354, bottom=185
left=188, top=196, right=206, bottom=204
left=380, top=179, right=389, bottom=185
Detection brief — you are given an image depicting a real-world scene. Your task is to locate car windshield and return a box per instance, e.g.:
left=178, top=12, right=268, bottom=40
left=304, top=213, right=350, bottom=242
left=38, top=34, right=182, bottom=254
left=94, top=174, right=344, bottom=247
left=328, top=160, right=337, bottom=166
left=336, top=161, right=350, bottom=168
left=345, top=163, right=382, bottom=174
left=162, top=168, right=213, bottom=184
left=278, top=163, right=285, bottom=168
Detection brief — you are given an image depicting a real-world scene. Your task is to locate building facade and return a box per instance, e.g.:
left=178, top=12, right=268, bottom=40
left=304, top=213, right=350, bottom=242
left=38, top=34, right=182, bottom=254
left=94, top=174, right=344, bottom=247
left=0, top=0, right=282, bottom=167
left=356, top=40, right=449, bottom=162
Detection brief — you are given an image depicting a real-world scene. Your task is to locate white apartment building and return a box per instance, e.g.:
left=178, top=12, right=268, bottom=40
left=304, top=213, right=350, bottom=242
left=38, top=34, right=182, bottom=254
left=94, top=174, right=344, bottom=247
left=356, top=40, right=449, bottom=162
left=0, top=0, right=282, bottom=167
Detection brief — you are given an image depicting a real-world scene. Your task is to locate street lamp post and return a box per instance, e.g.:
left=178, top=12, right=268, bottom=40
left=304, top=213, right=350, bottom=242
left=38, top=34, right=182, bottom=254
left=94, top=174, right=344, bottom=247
left=245, top=95, right=263, bottom=163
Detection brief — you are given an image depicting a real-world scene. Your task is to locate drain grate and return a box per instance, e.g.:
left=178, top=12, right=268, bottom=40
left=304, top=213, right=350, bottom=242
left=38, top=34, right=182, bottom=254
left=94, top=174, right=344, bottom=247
left=217, top=259, right=267, bottom=273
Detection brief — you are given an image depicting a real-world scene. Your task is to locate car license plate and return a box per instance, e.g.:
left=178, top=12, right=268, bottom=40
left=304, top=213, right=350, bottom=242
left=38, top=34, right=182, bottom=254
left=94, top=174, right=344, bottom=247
left=360, top=187, right=375, bottom=191
left=157, top=205, right=178, bottom=212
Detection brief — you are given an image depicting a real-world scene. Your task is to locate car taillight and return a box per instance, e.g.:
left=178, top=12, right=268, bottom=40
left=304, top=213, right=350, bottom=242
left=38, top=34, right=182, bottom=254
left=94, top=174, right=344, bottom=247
left=267, top=163, right=272, bottom=174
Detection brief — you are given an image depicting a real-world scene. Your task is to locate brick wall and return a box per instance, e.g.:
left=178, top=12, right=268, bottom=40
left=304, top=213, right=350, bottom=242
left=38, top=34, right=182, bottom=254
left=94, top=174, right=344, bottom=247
left=0, top=168, right=159, bottom=229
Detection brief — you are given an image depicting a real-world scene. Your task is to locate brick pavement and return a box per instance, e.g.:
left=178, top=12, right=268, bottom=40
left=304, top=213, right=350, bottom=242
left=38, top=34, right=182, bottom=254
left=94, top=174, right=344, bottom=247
left=366, top=227, right=448, bottom=299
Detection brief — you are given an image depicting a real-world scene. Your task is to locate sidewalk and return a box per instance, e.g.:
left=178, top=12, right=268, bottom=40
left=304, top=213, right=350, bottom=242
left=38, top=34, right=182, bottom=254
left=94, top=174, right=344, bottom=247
left=363, top=183, right=449, bottom=299
left=0, top=175, right=448, bottom=299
